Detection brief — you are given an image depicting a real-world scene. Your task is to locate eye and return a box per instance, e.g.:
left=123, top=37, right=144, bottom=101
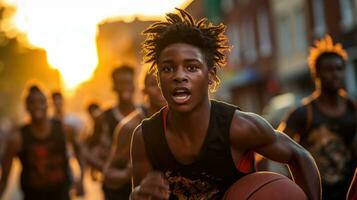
left=187, top=65, right=198, bottom=72
left=161, top=65, right=174, bottom=73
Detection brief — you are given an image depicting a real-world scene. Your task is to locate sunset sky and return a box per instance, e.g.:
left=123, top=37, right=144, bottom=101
left=3, top=0, right=191, bottom=91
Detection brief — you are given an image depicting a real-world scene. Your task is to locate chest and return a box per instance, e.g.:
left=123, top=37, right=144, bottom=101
left=165, top=132, right=206, bottom=165
left=304, top=106, right=356, bottom=145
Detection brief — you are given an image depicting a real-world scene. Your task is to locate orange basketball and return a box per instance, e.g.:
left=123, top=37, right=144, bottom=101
left=223, top=172, right=308, bottom=200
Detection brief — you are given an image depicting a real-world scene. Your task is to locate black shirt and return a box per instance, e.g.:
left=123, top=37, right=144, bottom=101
left=142, top=100, right=254, bottom=199
left=19, top=119, right=70, bottom=199
left=284, top=97, right=357, bottom=200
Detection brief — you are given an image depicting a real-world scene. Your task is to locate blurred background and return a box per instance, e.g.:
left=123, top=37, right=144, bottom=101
left=0, top=0, right=357, bottom=199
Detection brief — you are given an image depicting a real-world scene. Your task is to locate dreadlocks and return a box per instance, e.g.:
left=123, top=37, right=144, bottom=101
left=142, top=8, right=229, bottom=74
left=308, top=35, right=347, bottom=77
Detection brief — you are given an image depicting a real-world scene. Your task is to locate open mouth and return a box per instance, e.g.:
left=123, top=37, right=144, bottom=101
left=172, top=88, right=191, bottom=104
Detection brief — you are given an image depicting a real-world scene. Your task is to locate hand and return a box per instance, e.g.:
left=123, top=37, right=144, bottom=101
left=130, top=171, right=170, bottom=200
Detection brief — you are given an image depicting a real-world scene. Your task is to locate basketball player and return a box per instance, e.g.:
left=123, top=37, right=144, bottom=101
left=102, top=67, right=166, bottom=198
left=280, top=35, right=357, bottom=200
left=84, top=65, right=137, bottom=199
left=0, top=85, right=84, bottom=200
left=130, top=9, right=321, bottom=200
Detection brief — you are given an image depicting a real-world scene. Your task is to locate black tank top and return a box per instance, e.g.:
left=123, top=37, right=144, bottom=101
left=142, top=100, right=254, bottom=199
left=19, top=119, right=70, bottom=191
left=284, top=97, right=356, bottom=200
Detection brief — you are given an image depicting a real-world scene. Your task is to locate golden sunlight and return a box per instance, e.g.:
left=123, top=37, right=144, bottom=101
left=3, top=0, right=191, bottom=91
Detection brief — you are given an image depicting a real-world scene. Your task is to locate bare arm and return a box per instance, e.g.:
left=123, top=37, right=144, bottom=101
left=130, top=125, right=152, bottom=187
left=103, top=119, right=138, bottom=188
left=0, top=131, right=21, bottom=198
left=130, top=125, right=169, bottom=200
left=231, top=111, right=321, bottom=200
left=64, top=125, right=85, bottom=195
left=83, top=114, right=108, bottom=171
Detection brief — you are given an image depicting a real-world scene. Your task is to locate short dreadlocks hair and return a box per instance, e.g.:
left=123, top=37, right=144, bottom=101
left=142, top=8, right=229, bottom=73
left=308, top=35, right=347, bottom=77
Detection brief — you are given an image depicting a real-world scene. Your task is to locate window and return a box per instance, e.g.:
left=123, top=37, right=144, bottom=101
left=257, top=8, right=272, bottom=57
left=221, top=0, right=234, bottom=14
left=277, top=14, right=292, bottom=56
left=241, top=18, right=257, bottom=63
left=339, top=0, right=355, bottom=31
left=295, top=8, right=308, bottom=52
left=227, top=25, right=240, bottom=66
left=312, top=0, right=326, bottom=37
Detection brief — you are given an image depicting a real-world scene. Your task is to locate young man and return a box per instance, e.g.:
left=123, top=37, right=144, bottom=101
left=130, top=9, right=321, bottom=200
left=0, top=85, right=84, bottom=200
left=51, top=92, right=84, bottom=137
left=84, top=65, right=137, bottom=199
left=102, top=67, right=166, bottom=198
left=280, top=35, right=357, bottom=200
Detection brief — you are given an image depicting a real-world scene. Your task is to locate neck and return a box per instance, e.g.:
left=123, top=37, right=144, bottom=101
left=147, top=104, right=161, bottom=116
left=167, top=99, right=211, bottom=138
left=31, top=117, right=50, bottom=135
left=117, top=99, right=135, bottom=115
left=317, top=88, right=341, bottom=106
left=54, top=110, right=63, bottom=119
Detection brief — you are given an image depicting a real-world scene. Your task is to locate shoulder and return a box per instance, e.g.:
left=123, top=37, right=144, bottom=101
left=141, top=107, right=165, bottom=129
left=231, top=110, right=273, bottom=135
left=131, top=124, right=144, bottom=149
left=115, top=113, right=143, bottom=138
left=211, top=100, right=238, bottom=112
left=281, top=97, right=312, bottom=127
left=7, top=127, right=22, bottom=153
left=230, top=110, right=276, bottom=150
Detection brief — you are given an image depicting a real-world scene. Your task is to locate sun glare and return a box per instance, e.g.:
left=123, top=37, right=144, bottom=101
left=3, top=0, right=192, bottom=91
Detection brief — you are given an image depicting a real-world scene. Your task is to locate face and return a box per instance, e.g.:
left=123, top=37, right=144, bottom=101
left=143, top=74, right=166, bottom=109
left=316, top=56, right=345, bottom=92
left=52, top=95, right=63, bottom=111
left=157, top=43, right=215, bottom=112
left=113, top=71, right=135, bottom=102
left=88, top=107, right=101, bottom=120
left=27, top=92, right=48, bottom=121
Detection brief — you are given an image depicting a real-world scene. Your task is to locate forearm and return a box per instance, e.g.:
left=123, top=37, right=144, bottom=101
left=104, top=167, right=131, bottom=188
left=75, top=154, right=85, bottom=183
left=84, top=150, right=105, bottom=171
left=82, top=144, right=106, bottom=171
left=288, top=149, right=321, bottom=200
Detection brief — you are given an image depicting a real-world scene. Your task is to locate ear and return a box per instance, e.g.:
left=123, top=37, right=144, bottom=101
left=208, top=66, right=217, bottom=84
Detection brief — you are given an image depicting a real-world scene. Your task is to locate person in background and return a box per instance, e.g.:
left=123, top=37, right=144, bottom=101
left=102, top=66, right=166, bottom=199
left=84, top=65, right=137, bottom=200
left=0, top=85, right=84, bottom=200
left=280, top=35, right=356, bottom=200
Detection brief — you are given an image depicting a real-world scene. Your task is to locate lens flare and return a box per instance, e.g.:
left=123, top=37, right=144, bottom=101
left=3, top=0, right=191, bottom=91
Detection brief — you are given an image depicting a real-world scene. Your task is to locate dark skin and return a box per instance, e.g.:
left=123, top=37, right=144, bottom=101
left=51, top=93, right=85, bottom=192
left=84, top=70, right=136, bottom=172
left=130, top=43, right=321, bottom=200
left=0, top=92, right=85, bottom=197
left=283, top=55, right=349, bottom=138
left=52, top=94, right=64, bottom=121
left=103, top=74, right=166, bottom=189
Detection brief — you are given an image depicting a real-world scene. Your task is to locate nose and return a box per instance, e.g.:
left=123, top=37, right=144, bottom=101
left=173, top=67, right=188, bottom=83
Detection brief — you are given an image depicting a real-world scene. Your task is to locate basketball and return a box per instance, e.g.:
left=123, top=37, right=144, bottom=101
left=223, top=172, right=308, bottom=200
